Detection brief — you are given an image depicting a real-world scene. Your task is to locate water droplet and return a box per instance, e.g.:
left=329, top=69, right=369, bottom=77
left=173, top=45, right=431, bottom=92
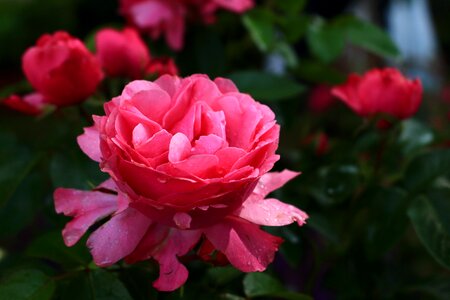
left=157, top=177, right=167, bottom=184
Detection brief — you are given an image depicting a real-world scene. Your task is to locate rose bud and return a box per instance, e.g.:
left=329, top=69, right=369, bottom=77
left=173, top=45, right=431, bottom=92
left=54, top=74, right=307, bottom=291
left=332, top=68, right=423, bottom=119
left=146, top=57, right=179, bottom=77
left=95, top=27, right=151, bottom=79
left=22, top=31, right=103, bottom=106
left=2, top=93, right=46, bottom=115
left=120, top=0, right=186, bottom=51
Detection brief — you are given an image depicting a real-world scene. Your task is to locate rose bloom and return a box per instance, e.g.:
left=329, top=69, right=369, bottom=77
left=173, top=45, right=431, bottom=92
left=119, top=0, right=254, bottom=50
left=22, top=31, right=103, bottom=106
left=95, top=27, right=151, bottom=79
left=54, top=74, right=307, bottom=291
left=332, top=68, right=422, bottom=119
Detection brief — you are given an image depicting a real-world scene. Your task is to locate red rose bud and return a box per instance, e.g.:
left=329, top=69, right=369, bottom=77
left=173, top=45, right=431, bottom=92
left=146, top=57, right=179, bottom=77
left=22, top=31, right=103, bottom=106
left=2, top=93, right=45, bottom=115
left=308, top=85, right=336, bottom=113
left=95, top=27, right=151, bottom=79
left=332, top=68, right=422, bottom=119
left=54, top=74, right=307, bottom=291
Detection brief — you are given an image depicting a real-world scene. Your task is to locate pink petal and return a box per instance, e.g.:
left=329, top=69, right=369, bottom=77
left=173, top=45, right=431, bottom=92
left=130, top=89, right=171, bottom=123
left=152, top=229, right=201, bottom=291
left=214, top=77, right=239, bottom=93
left=126, top=224, right=201, bottom=291
left=204, top=217, right=283, bottom=272
left=237, top=197, right=308, bottom=227
left=54, top=188, right=117, bottom=246
left=253, top=170, right=300, bottom=198
left=87, top=207, right=151, bottom=267
left=168, top=132, right=191, bottom=163
left=192, top=134, right=226, bottom=155
left=77, top=125, right=101, bottom=162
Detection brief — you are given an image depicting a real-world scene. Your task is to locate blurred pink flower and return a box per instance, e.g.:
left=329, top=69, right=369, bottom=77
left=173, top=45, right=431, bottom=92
left=54, top=74, right=307, bottom=291
left=95, top=27, right=151, bottom=79
left=119, top=0, right=254, bottom=50
left=332, top=68, right=422, bottom=119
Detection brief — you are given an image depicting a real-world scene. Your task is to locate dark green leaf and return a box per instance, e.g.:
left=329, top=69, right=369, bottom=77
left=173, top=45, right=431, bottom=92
left=365, top=188, right=409, bottom=258
left=408, top=191, right=450, bottom=269
left=26, top=231, right=91, bottom=268
left=50, top=150, right=107, bottom=190
left=398, top=119, right=434, bottom=155
left=336, top=16, right=400, bottom=59
left=0, top=269, right=55, bottom=300
left=242, top=9, right=276, bottom=52
left=276, top=0, right=306, bottom=15
left=243, top=273, right=284, bottom=298
left=229, top=70, right=305, bottom=102
left=243, top=273, right=311, bottom=300
left=403, top=149, right=450, bottom=192
left=60, top=269, right=133, bottom=300
left=306, top=18, right=345, bottom=63
left=207, top=266, right=242, bottom=286
left=0, top=132, right=42, bottom=208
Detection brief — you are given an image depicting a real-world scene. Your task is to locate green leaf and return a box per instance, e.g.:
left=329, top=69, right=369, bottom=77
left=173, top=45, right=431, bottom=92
left=26, top=231, right=91, bottom=268
left=229, top=70, right=305, bottom=102
left=408, top=191, right=450, bottom=269
left=207, top=266, right=242, bottom=286
left=60, top=269, right=133, bottom=300
left=0, top=269, right=55, bottom=300
left=397, top=119, right=434, bottom=155
left=306, top=18, right=345, bottom=63
left=279, top=15, right=309, bottom=43
left=403, top=149, right=450, bottom=193
left=365, top=188, right=409, bottom=258
left=242, top=9, right=276, bottom=52
left=336, top=16, right=400, bottom=59
left=276, top=0, right=306, bottom=16
left=243, top=273, right=311, bottom=300
left=0, top=132, right=42, bottom=208
left=50, top=149, right=107, bottom=190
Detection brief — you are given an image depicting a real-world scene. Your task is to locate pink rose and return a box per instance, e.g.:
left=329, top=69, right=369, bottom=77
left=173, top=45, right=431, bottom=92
left=120, top=0, right=186, bottom=50
left=95, top=27, right=151, bottom=79
left=332, top=68, right=423, bottom=119
left=119, top=0, right=254, bottom=50
left=22, top=31, right=103, bottom=106
left=54, top=74, right=307, bottom=291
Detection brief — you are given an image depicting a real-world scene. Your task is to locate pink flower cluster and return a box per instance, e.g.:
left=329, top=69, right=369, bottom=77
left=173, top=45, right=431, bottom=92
left=54, top=74, right=307, bottom=291
left=120, top=0, right=254, bottom=50
left=3, top=28, right=178, bottom=115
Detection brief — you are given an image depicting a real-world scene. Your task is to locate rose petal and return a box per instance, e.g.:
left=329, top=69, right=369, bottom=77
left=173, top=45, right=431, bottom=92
left=77, top=125, right=101, bottom=162
left=237, top=198, right=308, bottom=227
left=252, top=170, right=300, bottom=198
left=87, top=207, right=151, bottom=266
left=204, top=217, right=283, bottom=272
left=168, top=132, right=191, bottom=163
left=54, top=188, right=117, bottom=246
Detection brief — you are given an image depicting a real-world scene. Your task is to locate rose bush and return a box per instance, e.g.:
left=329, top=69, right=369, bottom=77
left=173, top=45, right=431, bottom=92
left=332, top=68, right=423, bottom=119
left=54, top=74, right=307, bottom=291
left=22, top=31, right=103, bottom=106
left=95, top=27, right=151, bottom=79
